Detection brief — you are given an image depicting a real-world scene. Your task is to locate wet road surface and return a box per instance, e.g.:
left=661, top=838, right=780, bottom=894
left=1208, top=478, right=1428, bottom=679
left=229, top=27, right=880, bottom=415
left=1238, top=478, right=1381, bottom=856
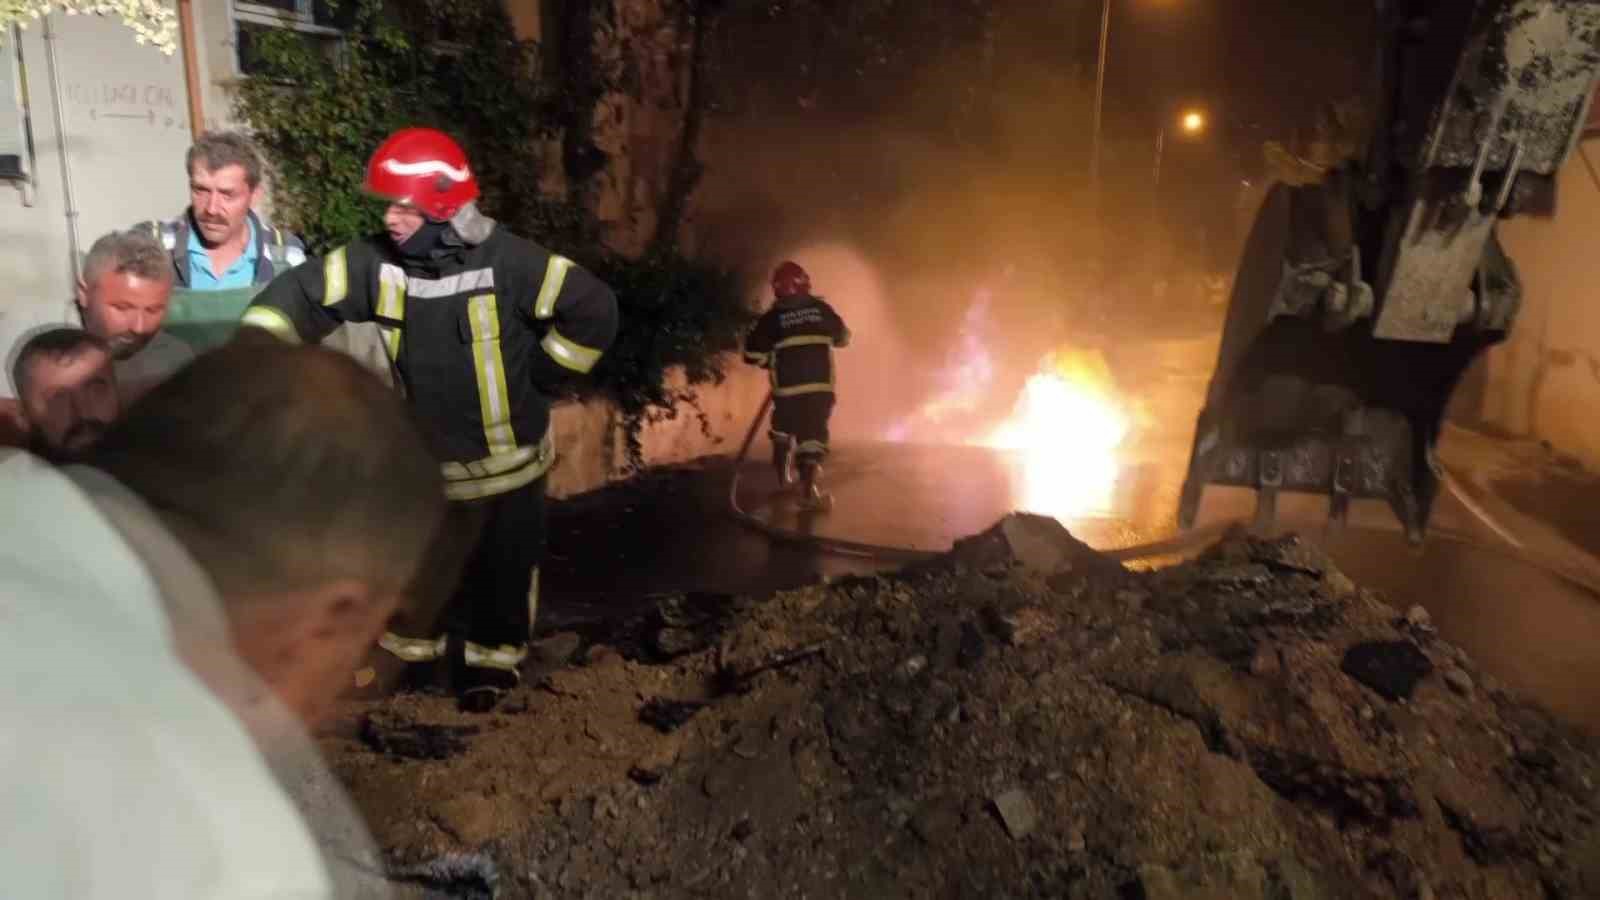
left=545, top=440, right=1600, bottom=733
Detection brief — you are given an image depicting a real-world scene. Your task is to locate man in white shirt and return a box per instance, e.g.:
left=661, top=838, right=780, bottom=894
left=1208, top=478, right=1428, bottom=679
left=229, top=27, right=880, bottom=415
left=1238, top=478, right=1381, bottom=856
left=0, top=336, right=448, bottom=898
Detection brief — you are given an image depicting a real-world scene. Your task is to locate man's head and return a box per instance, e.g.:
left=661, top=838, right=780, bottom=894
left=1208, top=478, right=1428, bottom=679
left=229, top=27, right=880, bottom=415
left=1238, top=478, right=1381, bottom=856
left=186, top=131, right=265, bottom=248
left=383, top=201, right=430, bottom=247
left=11, top=327, right=119, bottom=462
left=77, top=229, right=175, bottom=360
left=772, top=260, right=812, bottom=299
left=87, top=337, right=447, bottom=727
left=364, top=127, right=479, bottom=249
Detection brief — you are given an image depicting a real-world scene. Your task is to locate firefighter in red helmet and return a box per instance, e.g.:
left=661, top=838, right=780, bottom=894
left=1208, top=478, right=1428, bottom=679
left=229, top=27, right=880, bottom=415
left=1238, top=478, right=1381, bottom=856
left=243, top=127, right=620, bottom=712
left=744, top=260, right=851, bottom=510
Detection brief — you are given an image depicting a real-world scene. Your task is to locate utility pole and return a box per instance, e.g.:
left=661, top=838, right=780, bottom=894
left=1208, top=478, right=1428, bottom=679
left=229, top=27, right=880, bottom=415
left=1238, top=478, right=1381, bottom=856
left=1152, top=127, right=1165, bottom=192
left=1089, top=0, right=1112, bottom=203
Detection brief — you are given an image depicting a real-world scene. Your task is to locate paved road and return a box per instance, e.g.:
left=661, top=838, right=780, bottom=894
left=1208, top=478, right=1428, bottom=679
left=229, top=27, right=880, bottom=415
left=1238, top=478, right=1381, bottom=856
left=545, top=439, right=1600, bottom=733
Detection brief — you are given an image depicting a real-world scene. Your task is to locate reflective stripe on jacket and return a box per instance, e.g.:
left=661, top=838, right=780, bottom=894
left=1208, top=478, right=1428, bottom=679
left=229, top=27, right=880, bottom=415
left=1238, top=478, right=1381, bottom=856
left=744, top=294, right=850, bottom=398
left=243, top=223, right=619, bottom=501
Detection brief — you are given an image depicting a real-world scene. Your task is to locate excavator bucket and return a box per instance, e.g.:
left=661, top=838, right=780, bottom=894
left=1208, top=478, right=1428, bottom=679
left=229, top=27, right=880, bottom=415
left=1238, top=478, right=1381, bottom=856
left=1179, top=0, right=1600, bottom=542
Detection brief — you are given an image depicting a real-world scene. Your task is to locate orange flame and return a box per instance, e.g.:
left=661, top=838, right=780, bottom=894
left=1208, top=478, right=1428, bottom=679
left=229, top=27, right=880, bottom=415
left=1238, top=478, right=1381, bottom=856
left=984, top=347, right=1131, bottom=520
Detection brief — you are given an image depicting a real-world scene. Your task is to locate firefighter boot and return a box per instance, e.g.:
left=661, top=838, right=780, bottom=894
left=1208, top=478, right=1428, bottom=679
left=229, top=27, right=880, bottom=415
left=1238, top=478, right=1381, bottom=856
left=453, top=637, right=527, bottom=714
left=772, top=436, right=796, bottom=488
left=349, top=632, right=448, bottom=699
left=797, top=461, right=833, bottom=512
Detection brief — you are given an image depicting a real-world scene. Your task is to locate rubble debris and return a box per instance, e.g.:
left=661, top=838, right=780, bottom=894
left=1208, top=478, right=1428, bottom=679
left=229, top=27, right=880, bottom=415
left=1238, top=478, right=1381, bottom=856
left=637, top=698, right=706, bottom=733
left=627, top=765, right=664, bottom=786
left=948, top=513, right=1126, bottom=577
left=1249, top=644, right=1284, bottom=677
left=1205, top=563, right=1272, bottom=584
left=1445, top=668, right=1476, bottom=696
left=992, top=788, right=1040, bottom=839
left=896, top=654, right=928, bottom=679
left=1440, top=802, right=1528, bottom=866
left=1245, top=746, right=1420, bottom=829
left=1340, top=640, right=1434, bottom=701
left=982, top=604, right=1060, bottom=646
left=358, top=711, right=479, bottom=761
left=957, top=621, right=986, bottom=668
left=385, top=852, right=499, bottom=900
left=1046, top=570, right=1086, bottom=596
left=531, top=631, right=583, bottom=666
left=909, top=802, right=964, bottom=845
left=317, top=519, right=1600, bottom=900
left=652, top=626, right=703, bottom=658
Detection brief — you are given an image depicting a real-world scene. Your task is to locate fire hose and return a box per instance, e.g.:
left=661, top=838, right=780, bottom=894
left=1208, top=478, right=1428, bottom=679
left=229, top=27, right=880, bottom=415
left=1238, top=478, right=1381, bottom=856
left=726, top=393, right=1245, bottom=564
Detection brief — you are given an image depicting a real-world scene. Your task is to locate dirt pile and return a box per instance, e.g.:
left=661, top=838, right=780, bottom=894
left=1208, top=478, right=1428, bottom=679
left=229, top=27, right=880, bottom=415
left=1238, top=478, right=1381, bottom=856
left=319, top=515, right=1600, bottom=899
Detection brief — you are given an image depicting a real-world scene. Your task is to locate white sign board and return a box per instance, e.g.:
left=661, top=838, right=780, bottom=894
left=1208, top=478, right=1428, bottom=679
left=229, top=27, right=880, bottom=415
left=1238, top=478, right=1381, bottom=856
left=52, top=11, right=193, bottom=245
left=0, top=11, right=192, bottom=362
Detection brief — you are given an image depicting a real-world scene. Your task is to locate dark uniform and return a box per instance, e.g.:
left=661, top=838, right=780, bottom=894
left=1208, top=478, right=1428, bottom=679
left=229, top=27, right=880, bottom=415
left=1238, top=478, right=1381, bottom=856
left=243, top=218, right=618, bottom=701
left=744, top=293, right=850, bottom=477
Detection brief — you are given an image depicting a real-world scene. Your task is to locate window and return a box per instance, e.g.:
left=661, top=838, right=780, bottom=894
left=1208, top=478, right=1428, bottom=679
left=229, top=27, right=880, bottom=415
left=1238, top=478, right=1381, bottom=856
left=232, top=0, right=351, bottom=76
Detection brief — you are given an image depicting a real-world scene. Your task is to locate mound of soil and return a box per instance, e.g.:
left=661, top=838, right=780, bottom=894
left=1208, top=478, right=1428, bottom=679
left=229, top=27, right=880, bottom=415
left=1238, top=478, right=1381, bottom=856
left=316, top=515, right=1600, bottom=899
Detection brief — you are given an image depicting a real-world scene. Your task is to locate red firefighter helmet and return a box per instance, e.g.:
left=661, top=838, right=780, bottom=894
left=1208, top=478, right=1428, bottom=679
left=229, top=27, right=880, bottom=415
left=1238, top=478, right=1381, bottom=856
left=771, top=260, right=811, bottom=299
left=364, top=127, right=480, bottom=221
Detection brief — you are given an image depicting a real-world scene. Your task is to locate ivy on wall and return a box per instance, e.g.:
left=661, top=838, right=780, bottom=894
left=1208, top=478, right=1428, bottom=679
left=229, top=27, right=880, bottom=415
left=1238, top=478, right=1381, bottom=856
left=2, top=0, right=176, bottom=54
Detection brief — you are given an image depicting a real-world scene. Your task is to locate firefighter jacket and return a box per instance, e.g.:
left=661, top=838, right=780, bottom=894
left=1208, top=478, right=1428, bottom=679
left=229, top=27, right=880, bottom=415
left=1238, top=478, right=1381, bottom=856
left=242, top=222, right=619, bottom=502
left=136, top=209, right=306, bottom=288
left=744, top=294, right=850, bottom=397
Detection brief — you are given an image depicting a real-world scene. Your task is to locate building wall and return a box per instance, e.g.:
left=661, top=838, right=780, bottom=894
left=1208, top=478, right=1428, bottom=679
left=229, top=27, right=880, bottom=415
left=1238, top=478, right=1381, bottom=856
left=191, top=0, right=247, bottom=134
left=1463, top=140, right=1600, bottom=468
left=0, top=15, right=194, bottom=332
left=503, top=0, right=691, bottom=256
left=547, top=357, right=768, bottom=498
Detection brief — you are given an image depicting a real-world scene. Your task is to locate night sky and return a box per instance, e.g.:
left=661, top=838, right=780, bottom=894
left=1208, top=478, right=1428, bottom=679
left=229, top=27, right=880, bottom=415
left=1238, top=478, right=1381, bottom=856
left=1101, top=0, right=1377, bottom=151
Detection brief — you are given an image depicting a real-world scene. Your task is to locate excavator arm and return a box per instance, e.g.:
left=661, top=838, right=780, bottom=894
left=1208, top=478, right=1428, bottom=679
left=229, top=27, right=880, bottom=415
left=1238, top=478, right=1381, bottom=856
left=1179, top=0, right=1600, bottom=542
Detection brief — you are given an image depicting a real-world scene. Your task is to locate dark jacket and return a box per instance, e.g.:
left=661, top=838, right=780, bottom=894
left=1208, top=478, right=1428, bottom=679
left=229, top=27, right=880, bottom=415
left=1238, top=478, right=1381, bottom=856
left=243, top=221, right=620, bottom=501
left=743, top=294, right=851, bottom=397
left=136, top=209, right=306, bottom=288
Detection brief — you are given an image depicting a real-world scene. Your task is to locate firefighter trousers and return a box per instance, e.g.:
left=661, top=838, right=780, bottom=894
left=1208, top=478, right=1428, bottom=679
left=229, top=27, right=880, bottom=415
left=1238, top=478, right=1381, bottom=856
left=771, top=392, right=835, bottom=469
left=384, top=475, right=547, bottom=674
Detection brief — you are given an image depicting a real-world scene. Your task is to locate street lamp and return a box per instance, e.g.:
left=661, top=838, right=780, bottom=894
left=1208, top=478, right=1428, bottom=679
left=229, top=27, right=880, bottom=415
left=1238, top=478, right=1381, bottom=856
left=1090, top=0, right=1186, bottom=198
left=1155, top=108, right=1207, bottom=190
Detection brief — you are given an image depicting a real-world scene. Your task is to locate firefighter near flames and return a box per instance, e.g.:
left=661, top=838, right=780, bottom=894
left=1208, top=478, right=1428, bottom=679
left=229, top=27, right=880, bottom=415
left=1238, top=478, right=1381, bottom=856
left=744, top=260, right=851, bottom=512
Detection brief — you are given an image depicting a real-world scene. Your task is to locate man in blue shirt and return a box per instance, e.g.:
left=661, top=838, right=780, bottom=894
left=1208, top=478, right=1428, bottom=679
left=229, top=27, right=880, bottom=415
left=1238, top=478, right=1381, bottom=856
left=184, top=203, right=260, bottom=291
left=135, top=131, right=390, bottom=379
left=138, top=131, right=305, bottom=296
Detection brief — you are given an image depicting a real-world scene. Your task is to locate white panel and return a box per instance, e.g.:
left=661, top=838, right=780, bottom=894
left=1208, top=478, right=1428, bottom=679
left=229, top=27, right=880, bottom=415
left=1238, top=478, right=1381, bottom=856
left=0, top=12, right=190, bottom=336
left=0, top=27, right=70, bottom=331
left=0, top=33, right=26, bottom=172
left=52, top=11, right=192, bottom=246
